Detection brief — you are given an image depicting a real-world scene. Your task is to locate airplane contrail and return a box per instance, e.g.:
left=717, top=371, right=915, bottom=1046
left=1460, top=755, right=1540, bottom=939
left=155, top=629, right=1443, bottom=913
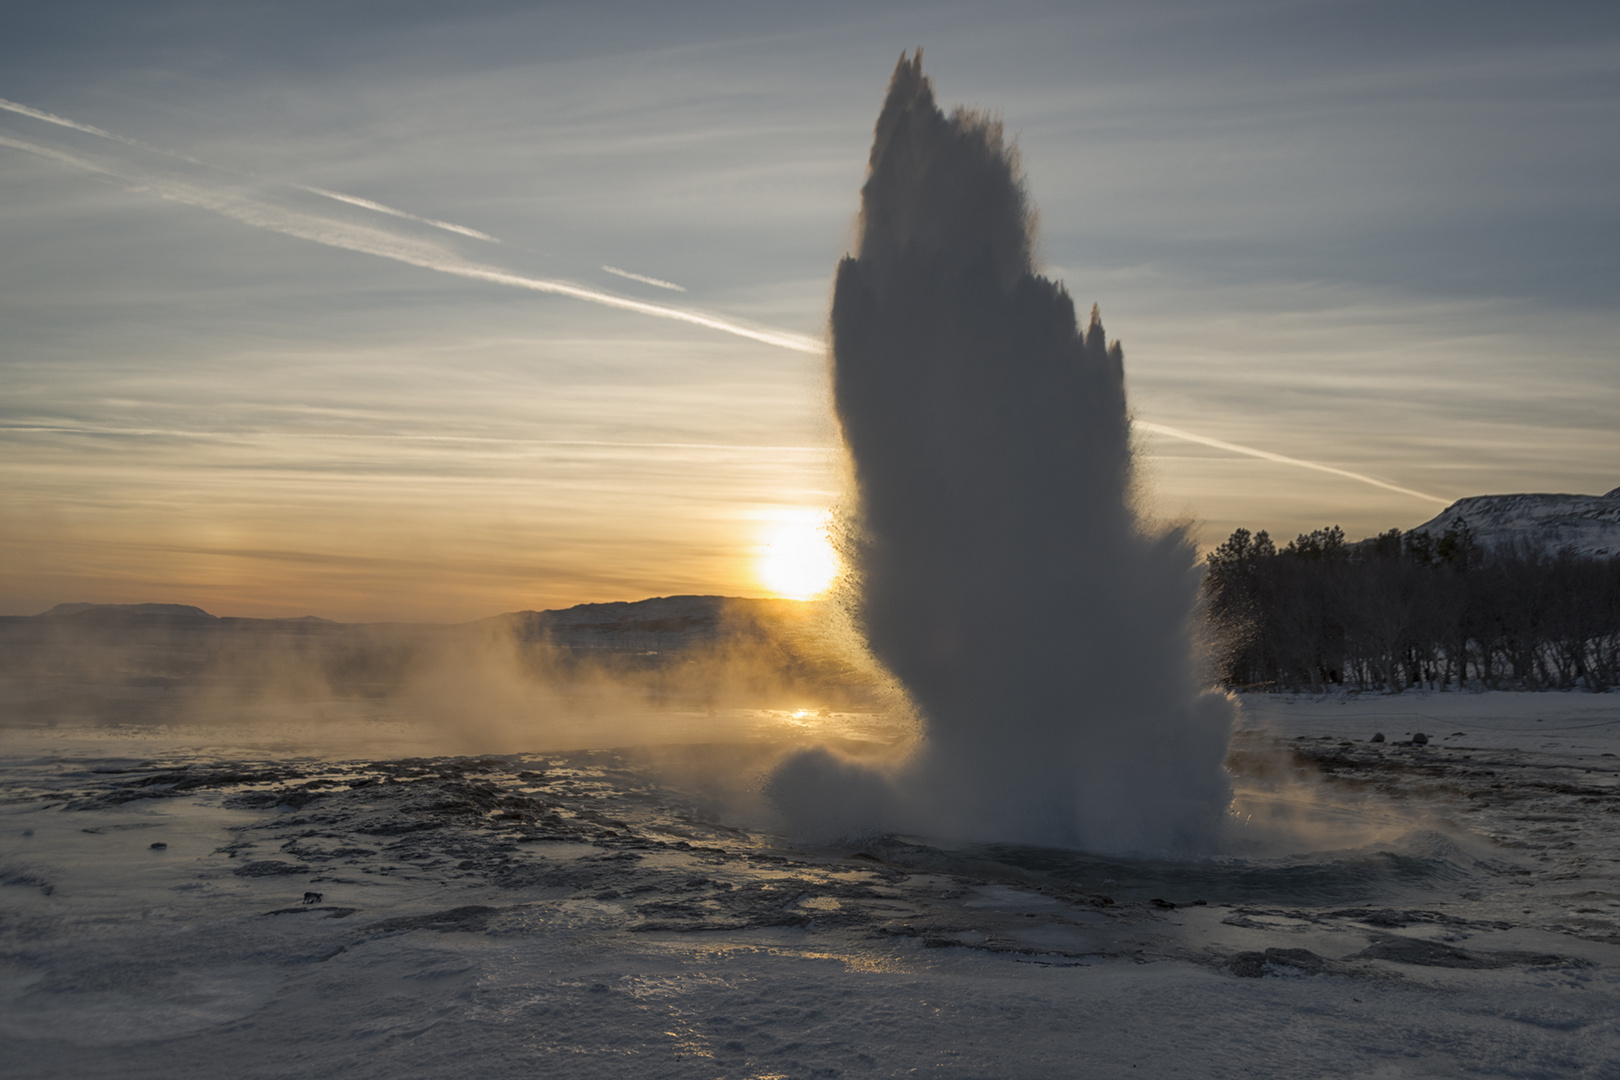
left=0, top=108, right=1451, bottom=503
left=1135, top=421, right=1450, bottom=504
left=0, top=97, right=128, bottom=143
left=0, top=96, right=499, bottom=245
left=293, top=185, right=500, bottom=243
left=602, top=265, right=685, bottom=292
left=0, top=130, right=821, bottom=354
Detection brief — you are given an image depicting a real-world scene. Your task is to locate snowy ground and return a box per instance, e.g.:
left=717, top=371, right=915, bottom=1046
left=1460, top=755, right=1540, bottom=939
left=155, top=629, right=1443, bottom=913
left=3, top=692, right=1618, bottom=1079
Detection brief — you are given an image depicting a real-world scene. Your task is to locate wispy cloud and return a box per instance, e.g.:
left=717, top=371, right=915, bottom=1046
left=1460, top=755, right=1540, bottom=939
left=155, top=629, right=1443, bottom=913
left=0, top=101, right=1450, bottom=502
left=0, top=129, right=822, bottom=355
left=1136, top=421, right=1449, bottom=504
left=602, top=265, right=685, bottom=292
left=0, top=96, right=129, bottom=144
left=0, top=95, right=499, bottom=245
left=0, top=421, right=834, bottom=456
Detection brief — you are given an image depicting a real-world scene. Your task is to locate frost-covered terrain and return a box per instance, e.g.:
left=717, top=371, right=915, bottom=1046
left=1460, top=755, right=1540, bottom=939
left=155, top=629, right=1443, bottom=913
left=3, top=693, right=1618, bottom=1079
left=1413, top=488, right=1620, bottom=559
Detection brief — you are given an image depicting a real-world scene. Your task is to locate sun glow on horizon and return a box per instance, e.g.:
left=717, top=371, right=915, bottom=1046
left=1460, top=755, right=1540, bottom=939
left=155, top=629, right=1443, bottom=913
left=756, top=510, right=840, bottom=601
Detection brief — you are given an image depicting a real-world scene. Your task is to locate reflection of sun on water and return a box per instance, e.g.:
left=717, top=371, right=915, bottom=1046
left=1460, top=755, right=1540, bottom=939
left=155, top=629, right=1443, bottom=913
left=757, top=511, right=840, bottom=600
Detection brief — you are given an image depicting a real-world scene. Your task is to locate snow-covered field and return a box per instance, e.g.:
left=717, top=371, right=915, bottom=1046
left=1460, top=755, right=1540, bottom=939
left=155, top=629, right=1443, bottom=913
left=3, top=692, right=1618, bottom=1079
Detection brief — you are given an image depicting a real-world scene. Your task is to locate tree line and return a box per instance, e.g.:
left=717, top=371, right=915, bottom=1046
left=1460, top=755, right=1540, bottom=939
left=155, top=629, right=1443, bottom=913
left=1201, top=522, right=1620, bottom=692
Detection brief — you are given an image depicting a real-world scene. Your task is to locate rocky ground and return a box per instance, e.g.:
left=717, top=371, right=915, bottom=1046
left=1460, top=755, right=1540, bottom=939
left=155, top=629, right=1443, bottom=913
left=3, top=695, right=1619, bottom=1078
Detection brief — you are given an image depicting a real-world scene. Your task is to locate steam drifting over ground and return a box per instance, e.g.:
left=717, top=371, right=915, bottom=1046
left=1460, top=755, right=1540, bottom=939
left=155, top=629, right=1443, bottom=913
left=5, top=691, right=1619, bottom=1079
left=0, top=598, right=896, bottom=762
left=769, top=54, right=1234, bottom=853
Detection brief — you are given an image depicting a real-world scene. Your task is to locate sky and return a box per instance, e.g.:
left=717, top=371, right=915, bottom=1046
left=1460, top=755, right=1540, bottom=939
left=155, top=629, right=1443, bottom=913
left=1, top=0, right=1616, bottom=622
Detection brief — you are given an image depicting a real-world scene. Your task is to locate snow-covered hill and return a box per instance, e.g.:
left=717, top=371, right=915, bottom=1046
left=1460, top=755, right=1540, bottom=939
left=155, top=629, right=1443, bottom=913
left=1411, top=486, right=1620, bottom=558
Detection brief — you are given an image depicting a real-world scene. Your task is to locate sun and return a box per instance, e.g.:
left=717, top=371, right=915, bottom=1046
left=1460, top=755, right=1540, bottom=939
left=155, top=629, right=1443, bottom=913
left=757, top=511, right=840, bottom=600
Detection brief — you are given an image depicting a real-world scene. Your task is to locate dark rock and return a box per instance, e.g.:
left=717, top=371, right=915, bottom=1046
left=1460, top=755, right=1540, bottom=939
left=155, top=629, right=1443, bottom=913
left=234, top=860, right=311, bottom=877
left=359, top=819, right=447, bottom=837
left=149, top=841, right=167, bottom=850
left=225, top=789, right=326, bottom=810
left=1370, top=733, right=1385, bottom=743
left=263, top=905, right=358, bottom=918
left=1264, top=948, right=1328, bottom=973
left=1354, top=939, right=1568, bottom=971
left=0, top=870, right=53, bottom=895
left=1412, top=732, right=1430, bottom=745
left=1334, top=908, right=1411, bottom=928
left=360, top=905, right=499, bottom=936
left=303, top=891, right=323, bottom=904
left=1229, top=948, right=1328, bottom=977
left=1228, top=952, right=1269, bottom=978
left=1353, top=937, right=1503, bottom=969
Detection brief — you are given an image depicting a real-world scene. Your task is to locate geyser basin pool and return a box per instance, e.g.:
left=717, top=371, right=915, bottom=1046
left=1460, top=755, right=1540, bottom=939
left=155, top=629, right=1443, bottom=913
left=770, top=53, right=1233, bottom=852
left=3, top=697, right=1618, bottom=1079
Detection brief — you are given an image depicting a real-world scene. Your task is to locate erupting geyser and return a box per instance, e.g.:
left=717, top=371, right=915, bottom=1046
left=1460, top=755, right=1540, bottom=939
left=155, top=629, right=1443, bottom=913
left=769, top=53, right=1235, bottom=853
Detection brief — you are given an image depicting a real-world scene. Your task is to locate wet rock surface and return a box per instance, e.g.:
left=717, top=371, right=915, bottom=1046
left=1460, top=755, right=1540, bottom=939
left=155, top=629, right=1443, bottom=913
left=1276, top=731, right=1620, bottom=948
left=5, top=742, right=1617, bottom=971
left=3, top=731, right=1619, bottom=1076
left=1228, top=947, right=1331, bottom=977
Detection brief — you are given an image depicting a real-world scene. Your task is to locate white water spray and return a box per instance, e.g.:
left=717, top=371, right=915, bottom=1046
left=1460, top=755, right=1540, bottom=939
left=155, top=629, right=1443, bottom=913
left=769, top=53, right=1235, bottom=853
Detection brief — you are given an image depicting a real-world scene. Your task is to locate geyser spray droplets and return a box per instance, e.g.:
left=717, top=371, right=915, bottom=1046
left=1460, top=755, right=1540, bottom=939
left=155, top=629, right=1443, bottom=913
left=768, top=52, right=1235, bottom=854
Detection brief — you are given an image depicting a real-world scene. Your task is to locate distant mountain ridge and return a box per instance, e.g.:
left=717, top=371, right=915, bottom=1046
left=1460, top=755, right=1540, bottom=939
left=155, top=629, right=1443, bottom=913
left=486, top=594, right=738, bottom=638
left=40, top=602, right=217, bottom=619
left=28, top=482, right=1620, bottom=626
left=22, top=595, right=802, bottom=638
left=1411, top=486, right=1620, bottom=559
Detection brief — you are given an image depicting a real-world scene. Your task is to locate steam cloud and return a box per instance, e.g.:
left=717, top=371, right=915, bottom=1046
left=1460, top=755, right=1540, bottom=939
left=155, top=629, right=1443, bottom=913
left=769, top=53, right=1235, bottom=853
